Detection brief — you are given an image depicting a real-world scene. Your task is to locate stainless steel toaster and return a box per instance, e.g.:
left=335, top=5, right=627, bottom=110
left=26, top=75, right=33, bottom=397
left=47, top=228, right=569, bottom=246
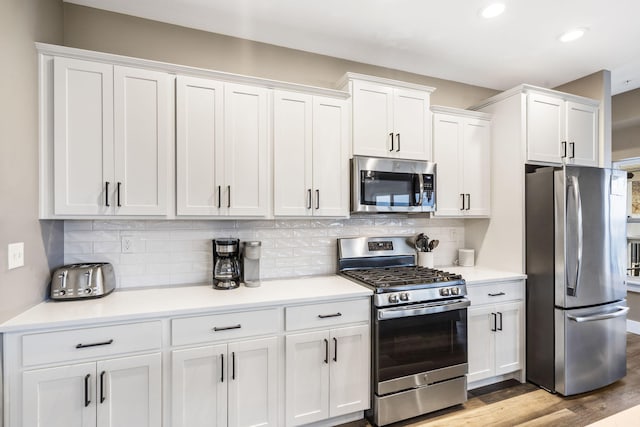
left=50, top=263, right=116, bottom=300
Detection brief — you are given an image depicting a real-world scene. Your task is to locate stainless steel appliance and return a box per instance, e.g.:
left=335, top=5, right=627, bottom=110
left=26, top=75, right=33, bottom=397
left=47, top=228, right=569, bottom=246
left=338, top=236, right=468, bottom=427
left=241, top=241, right=261, bottom=287
left=212, top=238, right=241, bottom=290
left=629, top=241, right=640, bottom=276
left=351, top=156, right=436, bottom=213
left=50, top=263, right=116, bottom=300
left=526, top=165, right=628, bottom=396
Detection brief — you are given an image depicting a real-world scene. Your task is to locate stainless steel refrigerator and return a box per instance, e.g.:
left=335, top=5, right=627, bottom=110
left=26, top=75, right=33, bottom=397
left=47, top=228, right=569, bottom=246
left=526, top=165, right=628, bottom=396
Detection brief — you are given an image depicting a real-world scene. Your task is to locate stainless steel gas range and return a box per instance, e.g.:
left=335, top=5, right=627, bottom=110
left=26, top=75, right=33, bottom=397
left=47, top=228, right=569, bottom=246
left=338, top=236, right=469, bottom=427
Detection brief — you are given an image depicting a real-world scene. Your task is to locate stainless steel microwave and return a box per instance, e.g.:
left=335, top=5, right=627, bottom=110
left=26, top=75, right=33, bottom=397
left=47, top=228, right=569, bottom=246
left=351, top=156, right=436, bottom=213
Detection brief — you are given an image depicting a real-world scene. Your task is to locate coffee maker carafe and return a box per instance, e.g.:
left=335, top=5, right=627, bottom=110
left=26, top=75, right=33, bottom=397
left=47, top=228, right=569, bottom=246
left=212, top=239, right=241, bottom=290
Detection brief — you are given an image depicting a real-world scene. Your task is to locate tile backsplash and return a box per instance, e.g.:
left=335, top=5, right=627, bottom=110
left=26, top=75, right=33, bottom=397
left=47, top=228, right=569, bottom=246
left=64, top=216, right=466, bottom=289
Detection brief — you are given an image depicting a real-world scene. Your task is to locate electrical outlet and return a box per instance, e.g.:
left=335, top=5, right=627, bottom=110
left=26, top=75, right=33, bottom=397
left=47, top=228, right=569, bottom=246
left=449, top=229, right=458, bottom=242
left=121, top=237, right=143, bottom=253
left=8, top=242, right=24, bottom=270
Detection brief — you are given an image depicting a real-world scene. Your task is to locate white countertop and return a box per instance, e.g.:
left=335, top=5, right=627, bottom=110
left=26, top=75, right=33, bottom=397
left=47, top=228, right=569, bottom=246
left=0, top=275, right=371, bottom=333
left=627, top=276, right=640, bottom=293
left=446, top=266, right=526, bottom=285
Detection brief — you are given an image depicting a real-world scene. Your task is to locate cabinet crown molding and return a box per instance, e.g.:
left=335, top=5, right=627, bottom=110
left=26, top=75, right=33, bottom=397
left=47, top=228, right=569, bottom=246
left=35, top=43, right=350, bottom=99
left=337, top=72, right=436, bottom=93
left=470, top=83, right=600, bottom=111
left=431, top=105, right=492, bottom=120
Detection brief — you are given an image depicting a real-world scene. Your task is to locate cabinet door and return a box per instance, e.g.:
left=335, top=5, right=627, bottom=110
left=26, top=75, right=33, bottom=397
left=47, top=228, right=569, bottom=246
left=566, top=101, right=598, bottom=167
left=527, top=93, right=565, bottom=164
left=312, top=96, right=349, bottom=217
left=285, top=330, right=330, bottom=426
left=53, top=57, right=114, bottom=215
left=393, top=88, right=431, bottom=160
left=113, top=66, right=172, bottom=215
left=96, top=353, right=162, bottom=427
left=224, top=83, right=269, bottom=216
left=23, top=362, right=96, bottom=427
left=352, top=80, right=394, bottom=157
left=432, top=114, right=463, bottom=216
left=467, top=305, right=496, bottom=383
left=172, top=344, right=228, bottom=427
left=273, top=90, right=313, bottom=216
left=228, top=337, right=278, bottom=427
left=494, top=301, right=524, bottom=376
left=329, top=325, right=369, bottom=418
left=462, top=118, right=491, bottom=216
left=176, top=75, right=225, bottom=215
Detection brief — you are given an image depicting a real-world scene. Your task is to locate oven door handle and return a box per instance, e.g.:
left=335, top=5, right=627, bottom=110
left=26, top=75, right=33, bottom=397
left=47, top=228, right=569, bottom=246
left=377, top=298, right=470, bottom=320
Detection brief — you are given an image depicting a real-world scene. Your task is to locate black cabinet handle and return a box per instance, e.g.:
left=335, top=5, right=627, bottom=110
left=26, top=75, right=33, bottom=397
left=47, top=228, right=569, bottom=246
left=333, top=337, right=338, bottom=362
left=396, top=133, right=400, bottom=152
left=227, top=185, right=231, bottom=208
left=307, top=189, right=312, bottom=209
left=220, top=354, right=224, bottom=383
left=100, top=371, right=106, bottom=403
left=213, top=324, right=241, bottom=332
left=491, top=313, right=497, bottom=332
left=569, top=142, right=575, bottom=159
left=84, top=374, right=91, bottom=407
left=315, top=190, right=320, bottom=210
left=466, top=194, right=471, bottom=211
left=318, top=313, right=342, bottom=319
left=460, top=193, right=465, bottom=211
left=232, top=352, right=236, bottom=380
left=561, top=141, right=567, bottom=158
left=389, top=132, right=394, bottom=152
left=116, top=182, right=122, bottom=207
left=105, top=182, right=110, bottom=207
left=76, top=339, right=114, bottom=349
left=498, top=312, right=503, bottom=331
left=488, top=292, right=505, bottom=297
left=324, top=338, right=329, bottom=364
left=217, top=185, right=221, bottom=209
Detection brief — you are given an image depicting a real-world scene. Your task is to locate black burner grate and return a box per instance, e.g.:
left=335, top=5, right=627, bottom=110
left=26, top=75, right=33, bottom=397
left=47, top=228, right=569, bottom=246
left=342, top=266, right=462, bottom=288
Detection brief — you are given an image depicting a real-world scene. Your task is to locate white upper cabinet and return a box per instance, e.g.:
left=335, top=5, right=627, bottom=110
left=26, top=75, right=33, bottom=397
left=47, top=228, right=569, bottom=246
left=526, top=91, right=598, bottom=166
left=52, top=57, right=172, bottom=216
left=273, top=90, right=349, bottom=217
left=341, top=73, right=434, bottom=161
left=432, top=107, right=491, bottom=217
left=176, top=76, right=270, bottom=217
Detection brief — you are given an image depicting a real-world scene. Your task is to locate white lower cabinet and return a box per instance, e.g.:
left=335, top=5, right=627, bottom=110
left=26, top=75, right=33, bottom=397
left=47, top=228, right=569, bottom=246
left=172, top=336, right=278, bottom=427
left=467, top=281, right=524, bottom=386
left=22, top=353, right=161, bottom=427
left=285, top=325, right=369, bottom=427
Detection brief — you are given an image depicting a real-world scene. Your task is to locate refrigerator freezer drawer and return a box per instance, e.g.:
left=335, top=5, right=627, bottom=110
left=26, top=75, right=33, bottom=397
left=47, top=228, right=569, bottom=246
left=555, top=302, right=628, bottom=396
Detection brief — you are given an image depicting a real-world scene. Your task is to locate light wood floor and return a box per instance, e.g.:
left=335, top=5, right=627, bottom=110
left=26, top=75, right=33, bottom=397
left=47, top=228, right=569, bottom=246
left=344, top=333, right=640, bottom=427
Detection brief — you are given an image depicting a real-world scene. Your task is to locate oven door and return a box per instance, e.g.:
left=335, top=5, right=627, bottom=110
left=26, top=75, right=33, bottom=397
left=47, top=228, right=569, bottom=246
left=374, top=298, right=469, bottom=396
left=352, top=156, right=436, bottom=213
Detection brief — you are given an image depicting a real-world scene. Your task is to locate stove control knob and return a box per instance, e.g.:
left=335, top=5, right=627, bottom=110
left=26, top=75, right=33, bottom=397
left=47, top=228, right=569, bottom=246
left=440, top=288, right=450, bottom=296
left=388, top=294, right=399, bottom=303
left=451, top=287, right=460, bottom=295
left=399, top=292, right=409, bottom=302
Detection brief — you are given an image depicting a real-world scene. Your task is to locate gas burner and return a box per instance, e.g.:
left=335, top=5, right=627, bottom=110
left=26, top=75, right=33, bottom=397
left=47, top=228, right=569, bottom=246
left=342, top=266, right=463, bottom=290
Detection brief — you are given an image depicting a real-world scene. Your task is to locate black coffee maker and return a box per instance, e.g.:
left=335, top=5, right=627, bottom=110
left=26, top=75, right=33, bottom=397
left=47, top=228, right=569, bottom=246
left=212, top=238, right=241, bottom=289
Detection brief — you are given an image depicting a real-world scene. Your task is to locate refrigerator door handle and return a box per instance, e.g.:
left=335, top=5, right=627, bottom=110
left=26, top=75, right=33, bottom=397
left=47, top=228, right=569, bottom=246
left=567, top=306, right=629, bottom=323
left=566, top=175, right=583, bottom=297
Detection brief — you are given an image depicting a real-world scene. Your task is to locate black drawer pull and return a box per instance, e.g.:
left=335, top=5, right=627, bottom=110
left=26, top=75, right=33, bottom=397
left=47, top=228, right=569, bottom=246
left=76, top=339, right=114, bottom=349
left=100, top=371, right=106, bottom=403
left=84, top=374, right=91, bottom=407
left=213, top=324, right=242, bottom=332
left=488, top=292, right=506, bottom=297
left=318, top=313, right=342, bottom=319
left=324, top=338, right=329, bottom=364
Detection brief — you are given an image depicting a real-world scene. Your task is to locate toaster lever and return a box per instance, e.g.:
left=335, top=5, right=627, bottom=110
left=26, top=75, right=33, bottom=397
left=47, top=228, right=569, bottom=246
left=58, top=270, right=68, bottom=289
left=84, top=270, right=93, bottom=286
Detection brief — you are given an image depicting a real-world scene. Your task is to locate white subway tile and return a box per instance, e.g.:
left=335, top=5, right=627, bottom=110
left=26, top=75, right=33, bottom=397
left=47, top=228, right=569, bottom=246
left=64, top=221, right=93, bottom=231
left=66, top=230, right=118, bottom=242
left=94, top=241, right=122, bottom=254
left=64, top=242, right=93, bottom=254
left=93, top=220, right=145, bottom=230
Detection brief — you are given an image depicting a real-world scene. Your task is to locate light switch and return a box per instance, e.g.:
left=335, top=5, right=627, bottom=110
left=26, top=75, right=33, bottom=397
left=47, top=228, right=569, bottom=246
left=8, top=242, right=24, bottom=270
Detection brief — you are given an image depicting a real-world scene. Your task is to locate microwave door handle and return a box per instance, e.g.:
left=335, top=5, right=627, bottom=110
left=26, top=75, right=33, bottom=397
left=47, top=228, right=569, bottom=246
left=416, top=174, right=424, bottom=206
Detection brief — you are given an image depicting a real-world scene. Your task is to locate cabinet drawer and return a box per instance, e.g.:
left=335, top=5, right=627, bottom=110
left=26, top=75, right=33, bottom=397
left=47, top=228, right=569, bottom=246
left=285, top=298, right=369, bottom=331
left=172, top=308, right=279, bottom=346
left=22, top=321, right=162, bottom=367
left=467, top=280, right=524, bottom=306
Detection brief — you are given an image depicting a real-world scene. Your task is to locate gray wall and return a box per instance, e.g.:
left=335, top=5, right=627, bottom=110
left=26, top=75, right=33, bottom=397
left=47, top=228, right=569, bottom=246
left=612, top=87, right=640, bottom=161
left=0, top=0, right=64, bottom=323
left=62, top=4, right=498, bottom=108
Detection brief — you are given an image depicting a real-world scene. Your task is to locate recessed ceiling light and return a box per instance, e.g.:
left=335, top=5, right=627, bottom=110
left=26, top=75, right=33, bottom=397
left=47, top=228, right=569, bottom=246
left=480, top=3, right=506, bottom=19
left=559, top=28, right=587, bottom=43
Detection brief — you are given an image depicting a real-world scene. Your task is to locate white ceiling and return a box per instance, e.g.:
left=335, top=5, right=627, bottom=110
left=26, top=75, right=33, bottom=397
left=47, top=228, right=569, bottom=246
left=65, top=0, right=640, bottom=95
